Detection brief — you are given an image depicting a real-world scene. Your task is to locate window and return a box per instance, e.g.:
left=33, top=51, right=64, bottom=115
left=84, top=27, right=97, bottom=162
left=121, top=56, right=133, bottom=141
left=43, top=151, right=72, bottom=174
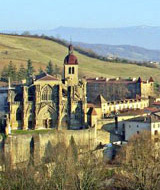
left=154, top=138, right=159, bottom=143
left=155, top=130, right=158, bottom=135
left=69, top=67, right=72, bottom=74
left=72, top=67, right=75, bottom=74
left=137, top=125, right=139, bottom=128
left=43, top=120, right=47, bottom=128
left=41, top=86, right=52, bottom=101
left=16, top=109, right=22, bottom=121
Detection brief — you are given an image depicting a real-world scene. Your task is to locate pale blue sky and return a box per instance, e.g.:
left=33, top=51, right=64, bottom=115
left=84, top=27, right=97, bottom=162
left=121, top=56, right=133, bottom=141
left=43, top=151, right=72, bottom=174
left=0, top=0, right=159, bottom=30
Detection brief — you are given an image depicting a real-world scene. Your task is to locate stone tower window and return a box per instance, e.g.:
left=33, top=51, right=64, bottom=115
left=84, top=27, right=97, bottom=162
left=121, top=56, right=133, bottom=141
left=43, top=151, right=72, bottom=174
left=155, top=130, right=158, bottom=135
left=41, top=85, right=52, bottom=101
left=72, top=67, right=75, bottom=74
left=69, top=67, right=72, bottom=74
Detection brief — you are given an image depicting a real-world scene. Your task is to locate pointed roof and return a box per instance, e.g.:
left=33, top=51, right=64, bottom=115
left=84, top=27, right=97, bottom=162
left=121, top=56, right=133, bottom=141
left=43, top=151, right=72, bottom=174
left=87, top=107, right=97, bottom=116
left=95, top=94, right=107, bottom=106
left=137, top=77, right=142, bottom=83
left=35, top=72, right=58, bottom=81
left=149, top=77, right=154, bottom=83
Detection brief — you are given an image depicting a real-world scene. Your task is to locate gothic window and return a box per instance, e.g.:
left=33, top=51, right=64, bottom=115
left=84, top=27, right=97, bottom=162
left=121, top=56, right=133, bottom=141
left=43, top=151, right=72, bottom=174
left=69, top=67, right=72, bottom=74
left=72, top=67, right=75, bottom=74
left=41, top=85, right=52, bottom=101
left=16, top=108, right=22, bottom=121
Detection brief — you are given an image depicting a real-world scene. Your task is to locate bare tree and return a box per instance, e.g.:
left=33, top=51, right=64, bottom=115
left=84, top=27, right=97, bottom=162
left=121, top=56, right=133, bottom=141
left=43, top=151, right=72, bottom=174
left=114, top=131, right=160, bottom=190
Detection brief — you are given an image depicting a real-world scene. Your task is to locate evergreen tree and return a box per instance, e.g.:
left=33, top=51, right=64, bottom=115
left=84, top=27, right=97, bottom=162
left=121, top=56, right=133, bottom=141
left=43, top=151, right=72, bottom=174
left=7, top=61, right=17, bottom=81
left=17, top=64, right=27, bottom=81
left=46, top=61, right=54, bottom=75
left=26, top=59, right=34, bottom=82
left=38, top=67, right=44, bottom=75
left=1, top=66, right=8, bottom=81
left=54, top=64, right=60, bottom=75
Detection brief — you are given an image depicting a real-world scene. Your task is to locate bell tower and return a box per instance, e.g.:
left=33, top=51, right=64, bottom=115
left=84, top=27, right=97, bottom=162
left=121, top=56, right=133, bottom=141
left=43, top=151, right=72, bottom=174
left=63, top=45, right=78, bottom=86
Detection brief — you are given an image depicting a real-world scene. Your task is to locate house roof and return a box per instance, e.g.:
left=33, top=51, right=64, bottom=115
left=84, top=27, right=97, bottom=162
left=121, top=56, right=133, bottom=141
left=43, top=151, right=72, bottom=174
left=95, top=94, right=107, bottom=105
left=87, top=107, right=97, bottom=116
left=35, top=72, right=58, bottom=81
left=144, top=107, right=160, bottom=113
left=153, top=101, right=160, bottom=106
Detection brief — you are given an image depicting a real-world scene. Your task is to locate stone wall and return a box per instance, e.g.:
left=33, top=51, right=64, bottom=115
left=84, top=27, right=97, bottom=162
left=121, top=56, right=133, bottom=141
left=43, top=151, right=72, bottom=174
left=3, top=129, right=110, bottom=167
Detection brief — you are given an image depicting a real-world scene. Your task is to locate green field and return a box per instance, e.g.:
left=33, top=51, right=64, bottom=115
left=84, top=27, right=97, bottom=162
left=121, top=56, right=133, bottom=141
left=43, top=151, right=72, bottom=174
left=0, top=34, right=160, bottom=81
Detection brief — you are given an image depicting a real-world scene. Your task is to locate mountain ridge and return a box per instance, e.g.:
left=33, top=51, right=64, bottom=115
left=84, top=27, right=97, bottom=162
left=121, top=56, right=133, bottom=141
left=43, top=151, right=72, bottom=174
left=1, top=25, right=160, bottom=61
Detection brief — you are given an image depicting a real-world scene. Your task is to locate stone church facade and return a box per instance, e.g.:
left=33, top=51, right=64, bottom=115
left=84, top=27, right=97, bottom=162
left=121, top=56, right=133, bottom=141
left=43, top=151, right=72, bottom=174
left=6, top=45, right=88, bottom=131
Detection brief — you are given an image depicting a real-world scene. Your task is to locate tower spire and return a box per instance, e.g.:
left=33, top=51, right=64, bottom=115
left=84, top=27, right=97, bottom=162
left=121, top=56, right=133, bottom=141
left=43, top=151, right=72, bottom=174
left=70, top=36, right=72, bottom=45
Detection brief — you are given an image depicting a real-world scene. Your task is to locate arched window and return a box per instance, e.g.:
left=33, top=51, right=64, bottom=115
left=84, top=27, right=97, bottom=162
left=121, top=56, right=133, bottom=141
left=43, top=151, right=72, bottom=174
left=41, top=86, right=52, bottom=101
left=72, top=67, right=75, bottom=74
left=69, top=67, right=71, bottom=74
left=155, top=130, right=158, bottom=135
left=16, top=108, right=22, bottom=121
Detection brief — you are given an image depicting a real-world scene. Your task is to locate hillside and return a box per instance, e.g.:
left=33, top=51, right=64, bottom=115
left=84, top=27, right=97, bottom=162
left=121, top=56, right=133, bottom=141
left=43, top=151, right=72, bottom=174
left=73, top=42, right=160, bottom=62
left=0, top=34, right=160, bottom=81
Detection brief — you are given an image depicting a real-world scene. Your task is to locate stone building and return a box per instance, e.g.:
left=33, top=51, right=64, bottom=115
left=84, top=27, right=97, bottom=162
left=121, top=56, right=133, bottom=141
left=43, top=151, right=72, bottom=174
left=86, top=76, right=154, bottom=103
left=123, top=111, right=160, bottom=141
left=6, top=45, right=88, bottom=131
left=3, top=45, right=155, bottom=132
left=87, top=95, right=149, bottom=119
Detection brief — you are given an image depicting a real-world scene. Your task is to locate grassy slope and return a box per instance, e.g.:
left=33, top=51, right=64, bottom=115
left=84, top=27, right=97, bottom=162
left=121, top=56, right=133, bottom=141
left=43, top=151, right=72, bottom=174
left=0, top=34, right=160, bottom=81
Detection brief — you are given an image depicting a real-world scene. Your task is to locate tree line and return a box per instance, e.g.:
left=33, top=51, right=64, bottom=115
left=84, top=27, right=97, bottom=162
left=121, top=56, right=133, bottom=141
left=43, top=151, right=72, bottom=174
left=1, top=60, right=60, bottom=82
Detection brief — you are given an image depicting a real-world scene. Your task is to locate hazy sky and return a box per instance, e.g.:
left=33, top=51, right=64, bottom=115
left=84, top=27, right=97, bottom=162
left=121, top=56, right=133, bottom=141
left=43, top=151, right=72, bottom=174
left=0, top=0, right=159, bottom=30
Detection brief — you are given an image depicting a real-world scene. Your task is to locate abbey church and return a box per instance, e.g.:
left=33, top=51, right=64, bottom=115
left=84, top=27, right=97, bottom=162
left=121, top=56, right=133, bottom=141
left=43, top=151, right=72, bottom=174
left=5, top=45, right=155, bottom=132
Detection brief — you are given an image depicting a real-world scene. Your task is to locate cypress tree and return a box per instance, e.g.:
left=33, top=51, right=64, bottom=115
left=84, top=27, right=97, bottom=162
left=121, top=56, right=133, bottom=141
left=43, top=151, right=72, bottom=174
left=46, top=61, right=54, bottom=75
left=54, top=64, right=60, bottom=75
left=26, top=59, right=34, bottom=82
left=18, top=64, right=27, bottom=81
left=1, top=66, right=8, bottom=81
left=38, top=67, right=44, bottom=75
left=7, top=61, right=17, bottom=81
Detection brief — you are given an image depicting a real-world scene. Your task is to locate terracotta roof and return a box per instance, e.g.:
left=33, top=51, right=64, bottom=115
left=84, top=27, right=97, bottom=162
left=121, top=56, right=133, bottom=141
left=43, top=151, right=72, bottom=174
left=87, top=107, right=97, bottom=116
left=144, top=107, right=160, bottom=113
left=64, top=54, right=78, bottom=65
left=153, top=101, right=160, bottom=106
left=86, top=78, right=138, bottom=84
left=87, top=103, right=100, bottom=108
left=35, top=72, right=58, bottom=81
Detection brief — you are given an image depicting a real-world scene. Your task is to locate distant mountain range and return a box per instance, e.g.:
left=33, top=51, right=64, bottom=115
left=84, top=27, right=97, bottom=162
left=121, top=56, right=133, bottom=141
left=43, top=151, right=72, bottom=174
left=1, top=26, right=160, bottom=61
left=73, top=42, right=160, bottom=62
